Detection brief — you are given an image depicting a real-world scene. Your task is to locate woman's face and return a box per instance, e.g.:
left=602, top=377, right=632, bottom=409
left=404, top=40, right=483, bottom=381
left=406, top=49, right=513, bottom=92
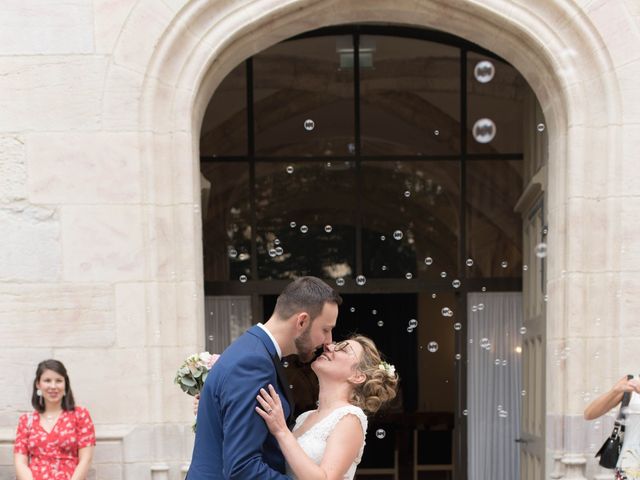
left=312, top=340, right=364, bottom=381
left=36, top=369, right=65, bottom=404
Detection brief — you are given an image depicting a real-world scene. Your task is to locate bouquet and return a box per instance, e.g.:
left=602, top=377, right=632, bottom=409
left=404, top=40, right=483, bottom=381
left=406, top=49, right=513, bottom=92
left=175, top=351, right=220, bottom=396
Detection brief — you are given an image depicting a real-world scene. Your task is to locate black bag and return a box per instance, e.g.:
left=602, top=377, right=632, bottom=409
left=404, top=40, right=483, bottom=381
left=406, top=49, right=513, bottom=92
left=595, top=374, right=634, bottom=469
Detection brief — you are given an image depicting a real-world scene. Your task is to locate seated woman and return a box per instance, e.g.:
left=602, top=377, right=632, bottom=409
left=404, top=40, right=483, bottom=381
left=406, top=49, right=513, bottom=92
left=256, top=334, right=398, bottom=480
left=14, top=359, right=95, bottom=480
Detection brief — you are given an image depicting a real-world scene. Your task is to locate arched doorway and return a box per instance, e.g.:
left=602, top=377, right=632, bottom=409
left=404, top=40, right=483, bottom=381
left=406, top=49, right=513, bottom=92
left=199, top=25, right=534, bottom=479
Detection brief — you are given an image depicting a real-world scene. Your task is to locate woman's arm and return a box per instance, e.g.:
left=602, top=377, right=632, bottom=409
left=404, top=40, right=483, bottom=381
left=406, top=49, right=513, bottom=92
left=256, top=386, right=364, bottom=480
left=14, top=453, right=34, bottom=480
left=70, top=446, right=95, bottom=480
left=584, top=376, right=639, bottom=420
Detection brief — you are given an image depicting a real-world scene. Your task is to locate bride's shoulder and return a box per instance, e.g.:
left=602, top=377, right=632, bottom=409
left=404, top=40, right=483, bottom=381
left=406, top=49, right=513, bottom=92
left=329, top=405, right=368, bottom=432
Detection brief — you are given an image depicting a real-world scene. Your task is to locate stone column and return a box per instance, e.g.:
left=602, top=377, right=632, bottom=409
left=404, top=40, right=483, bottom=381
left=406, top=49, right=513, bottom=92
left=550, top=452, right=565, bottom=479
left=561, top=454, right=587, bottom=480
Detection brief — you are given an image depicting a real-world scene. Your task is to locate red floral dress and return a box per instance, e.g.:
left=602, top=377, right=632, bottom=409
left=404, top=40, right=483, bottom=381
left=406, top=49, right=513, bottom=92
left=14, top=407, right=96, bottom=480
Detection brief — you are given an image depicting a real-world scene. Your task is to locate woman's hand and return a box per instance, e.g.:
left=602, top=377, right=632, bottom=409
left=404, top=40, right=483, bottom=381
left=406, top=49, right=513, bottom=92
left=612, top=376, right=637, bottom=394
left=255, top=384, right=288, bottom=437
left=193, top=393, right=200, bottom=416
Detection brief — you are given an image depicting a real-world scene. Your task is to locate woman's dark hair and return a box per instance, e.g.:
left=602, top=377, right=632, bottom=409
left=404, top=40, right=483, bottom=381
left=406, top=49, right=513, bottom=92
left=31, top=359, right=76, bottom=412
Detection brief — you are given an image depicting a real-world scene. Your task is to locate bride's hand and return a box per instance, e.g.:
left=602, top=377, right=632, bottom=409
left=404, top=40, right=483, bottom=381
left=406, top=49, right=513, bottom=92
left=255, top=384, right=288, bottom=436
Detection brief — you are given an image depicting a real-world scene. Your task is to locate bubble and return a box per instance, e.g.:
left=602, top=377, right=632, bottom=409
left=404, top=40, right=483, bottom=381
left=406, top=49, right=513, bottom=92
left=521, top=390, right=527, bottom=396
left=477, top=303, right=484, bottom=311
left=380, top=235, right=386, bottom=241
left=304, top=119, right=315, bottom=131
left=537, top=123, right=545, bottom=132
left=356, top=275, right=366, bottom=286
left=403, top=190, right=411, bottom=198
left=377, top=320, right=384, bottom=327
left=336, top=277, right=345, bottom=287
left=268, top=248, right=277, bottom=258
left=434, top=130, right=440, bottom=136
left=535, top=242, right=548, bottom=258
left=452, top=279, right=461, bottom=288
left=466, top=258, right=474, bottom=267
left=474, top=60, right=495, bottom=83
left=441, top=307, right=453, bottom=317
left=480, top=338, right=491, bottom=349
left=375, top=429, right=386, bottom=439
left=208, top=334, right=214, bottom=341
left=275, top=246, right=283, bottom=256
left=274, top=239, right=280, bottom=245
left=481, top=286, right=487, bottom=292
left=239, top=274, right=248, bottom=283
left=350, top=307, right=356, bottom=313
left=519, top=326, right=527, bottom=335
left=502, top=359, right=507, bottom=366
left=455, top=353, right=462, bottom=360
left=289, top=384, right=294, bottom=389
left=381, top=265, right=387, bottom=271
left=440, top=271, right=447, bottom=278
left=228, top=248, right=238, bottom=258
left=424, top=257, right=433, bottom=266
left=393, top=230, right=403, bottom=240
left=544, top=294, right=549, bottom=302
left=324, top=225, right=333, bottom=233
left=495, top=359, right=501, bottom=366
left=283, top=361, right=289, bottom=368
left=405, top=272, right=413, bottom=280
left=347, top=143, right=356, bottom=154
left=286, top=165, right=294, bottom=174
left=454, top=322, right=462, bottom=331
left=300, top=225, right=309, bottom=234
left=499, top=410, right=509, bottom=418
left=408, top=319, right=418, bottom=328
left=471, top=305, right=478, bottom=312
left=427, top=341, right=439, bottom=353
left=462, top=409, right=468, bottom=416
left=290, top=221, right=297, bottom=228
left=472, top=118, right=497, bottom=144
left=523, top=265, right=528, bottom=271
left=431, top=293, right=437, bottom=299
left=372, top=309, right=377, bottom=315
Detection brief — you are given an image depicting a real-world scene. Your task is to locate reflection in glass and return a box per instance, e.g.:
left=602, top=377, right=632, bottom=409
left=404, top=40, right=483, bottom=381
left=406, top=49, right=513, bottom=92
left=255, top=161, right=357, bottom=279
left=253, top=36, right=355, bottom=156
left=201, top=163, right=251, bottom=281
left=466, top=161, right=523, bottom=277
left=360, top=36, right=460, bottom=156
left=361, top=161, right=460, bottom=279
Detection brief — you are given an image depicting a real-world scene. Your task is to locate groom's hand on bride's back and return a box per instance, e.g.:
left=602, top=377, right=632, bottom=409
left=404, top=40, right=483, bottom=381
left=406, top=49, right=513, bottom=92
left=193, top=394, right=200, bottom=416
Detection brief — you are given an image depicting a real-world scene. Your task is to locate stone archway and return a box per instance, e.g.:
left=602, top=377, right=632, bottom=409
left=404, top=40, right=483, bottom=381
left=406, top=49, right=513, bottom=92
left=105, top=1, right=623, bottom=477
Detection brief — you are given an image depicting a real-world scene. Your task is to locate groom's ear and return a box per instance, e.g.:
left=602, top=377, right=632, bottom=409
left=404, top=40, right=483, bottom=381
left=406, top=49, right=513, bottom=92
left=295, top=312, right=310, bottom=330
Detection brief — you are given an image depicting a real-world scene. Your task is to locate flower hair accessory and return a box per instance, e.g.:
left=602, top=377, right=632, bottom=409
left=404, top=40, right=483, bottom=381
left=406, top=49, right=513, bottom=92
left=378, top=361, right=396, bottom=377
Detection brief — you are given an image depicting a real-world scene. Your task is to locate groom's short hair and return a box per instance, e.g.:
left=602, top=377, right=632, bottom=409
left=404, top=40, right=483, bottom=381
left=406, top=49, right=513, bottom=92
left=274, top=276, right=342, bottom=321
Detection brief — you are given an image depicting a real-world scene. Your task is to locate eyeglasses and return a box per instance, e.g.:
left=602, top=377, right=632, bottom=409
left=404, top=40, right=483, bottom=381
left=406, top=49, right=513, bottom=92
left=332, top=340, right=356, bottom=357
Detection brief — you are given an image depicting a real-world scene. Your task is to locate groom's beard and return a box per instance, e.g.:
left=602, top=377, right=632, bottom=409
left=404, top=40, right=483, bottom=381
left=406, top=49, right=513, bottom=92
left=294, top=324, right=316, bottom=362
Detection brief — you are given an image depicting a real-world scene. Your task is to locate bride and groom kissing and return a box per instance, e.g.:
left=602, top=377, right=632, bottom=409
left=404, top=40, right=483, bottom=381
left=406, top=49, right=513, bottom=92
left=187, top=276, right=398, bottom=480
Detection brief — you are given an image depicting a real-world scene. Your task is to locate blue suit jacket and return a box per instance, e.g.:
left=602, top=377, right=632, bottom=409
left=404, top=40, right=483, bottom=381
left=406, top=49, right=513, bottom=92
left=188, top=325, right=293, bottom=479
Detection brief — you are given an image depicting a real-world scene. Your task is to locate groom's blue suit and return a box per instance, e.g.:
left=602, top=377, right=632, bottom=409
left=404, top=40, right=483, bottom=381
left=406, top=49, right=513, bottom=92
left=187, top=325, right=294, bottom=479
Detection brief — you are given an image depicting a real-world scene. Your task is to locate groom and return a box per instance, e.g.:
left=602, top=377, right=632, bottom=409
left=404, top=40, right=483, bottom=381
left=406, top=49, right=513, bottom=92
left=187, top=276, right=342, bottom=479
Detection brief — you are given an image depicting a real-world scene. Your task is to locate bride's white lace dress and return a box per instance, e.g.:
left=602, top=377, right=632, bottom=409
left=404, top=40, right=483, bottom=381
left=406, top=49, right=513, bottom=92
left=286, top=404, right=368, bottom=480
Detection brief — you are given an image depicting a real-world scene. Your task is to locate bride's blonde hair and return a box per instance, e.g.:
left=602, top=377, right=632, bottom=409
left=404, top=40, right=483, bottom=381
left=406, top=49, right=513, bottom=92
left=348, top=335, right=398, bottom=415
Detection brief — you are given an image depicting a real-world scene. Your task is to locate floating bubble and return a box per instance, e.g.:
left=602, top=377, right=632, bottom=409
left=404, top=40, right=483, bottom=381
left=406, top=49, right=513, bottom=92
left=455, top=353, right=462, bottom=360
left=406, top=326, right=415, bottom=333
left=290, top=221, right=297, bottom=228
left=440, top=271, right=447, bottom=278
left=471, top=305, right=478, bottom=312
left=519, top=326, right=527, bottom=335
left=381, top=265, right=387, bottom=271
left=289, top=384, right=294, bottom=389
left=452, top=279, right=461, bottom=288
left=375, top=429, right=386, bottom=439
left=347, top=143, right=356, bottom=154
left=275, top=246, right=283, bottom=256
left=350, top=307, right=356, bottom=313
left=480, top=338, right=491, bottom=349
left=499, top=410, right=509, bottom=418
left=434, top=130, right=440, bottom=136
left=393, top=230, right=403, bottom=240
left=427, top=341, right=439, bottom=353
left=405, top=272, right=413, bottom=280
left=495, top=359, right=501, bottom=366
left=500, top=261, right=508, bottom=269
left=462, top=409, right=468, bottom=416
left=208, top=334, right=214, bottom=341
left=535, top=242, right=548, bottom=258
left=521, top=390, right=527, bottom=396
left=336, top=277, right=345, bottom=287
left=441, top=307, right=453, bottom=317
left=481, top=286, right=487, bottom=292
left=283, top=361, right=289, bottom=368
left=356, top=275, right=366, bottom=286
left=228, top=248, right=238, bottom=258
left=502, top=359, right=507, bottom=366
left=537, top=123, right=545, bottom=132
left=286, top=165, right=295, bottom=175
left=377, top=320, right=384, bottom=327
left=408, top=319, right=418, bottom=328
left=472, top=118, right=497, bottom=144
left=300, top=225, right=309, bottom=234
left=466, top=258, right=474, bottom=267
left=523, top=265, right=529, bottom=271
left=477, top=303, right=484, bottom=311
left=424, top=257, right=433, bottom=266
left=274, top=239, right=280, bottom=245
left=268, top=248, right=277, bottom=257
left=324, top=225, right=333, bottom=233
left=454, top=322, right=462, bottom=331
left=544, top=294, right=549, bottom=302
left=304, top=119, right=315, bottom=131
left=403, top=190, right=411, bottom=198
left=431, top=293, right=437, bottom=299
left=239, top=274, right=248, bottom=283
left=380, top=235, right=386, bottom=241
left=474, top=60, right=495, bottom=83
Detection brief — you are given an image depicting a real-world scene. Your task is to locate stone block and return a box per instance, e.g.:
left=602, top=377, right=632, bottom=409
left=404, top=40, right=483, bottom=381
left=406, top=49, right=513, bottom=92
left=95, top=463, right=123, bottom=480
left=621, top=125, right=640, bottom=197
left=0, top=56, right=107, bottom=131
left=122, top=425, right=155, bottom=463
left=102, top=64, right=145, bottom=131
left=94, top=0, right=138, bottom=54
left=93, top=440, right=123, bottom=464
left=61, top=205, right=145, bottom=282
left=0, top=204, right=61, bottom=282
left=617, top=59, right=640, bottom=124
left=619, top=273, right=640, bottom=337
left=620, top=197, right=640, bottom=271
left=0, top=136, right=26, bottom=203
left=0, top=284, right=114, bottom=348
left=27, top=133, right=142, bottom=204
left=0, top=0, right=94, bottom=55
left=115, top=283, right=147, bottom=347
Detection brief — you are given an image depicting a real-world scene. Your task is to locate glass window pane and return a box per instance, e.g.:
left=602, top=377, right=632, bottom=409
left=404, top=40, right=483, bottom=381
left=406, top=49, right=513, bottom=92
left=360, top=36, right=460, bottom=156
left=200, top=62, right=247, bottom=156
left=253, top=36, right=355, bottom=156
left=255, top=161, right=357, bottom=280
left=361, top=161, right=460, bottom=279
left=201, top=162, right=251, bottom=281
left=466, top=160, right=523, bottom=277
left=467, top=53, right=526, bottom=154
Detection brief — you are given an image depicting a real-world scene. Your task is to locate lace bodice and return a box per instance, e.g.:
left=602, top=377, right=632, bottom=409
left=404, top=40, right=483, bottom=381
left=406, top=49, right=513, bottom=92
left=286, top=405, right=368, bottom=480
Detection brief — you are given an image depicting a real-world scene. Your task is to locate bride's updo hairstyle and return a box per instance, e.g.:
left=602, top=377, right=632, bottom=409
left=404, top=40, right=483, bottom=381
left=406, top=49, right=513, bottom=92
left=348, top=335, right=398, bottom=415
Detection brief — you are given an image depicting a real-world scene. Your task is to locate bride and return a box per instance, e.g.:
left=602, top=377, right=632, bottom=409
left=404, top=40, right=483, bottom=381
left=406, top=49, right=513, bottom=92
left=255, top=335, right=398, bottom=480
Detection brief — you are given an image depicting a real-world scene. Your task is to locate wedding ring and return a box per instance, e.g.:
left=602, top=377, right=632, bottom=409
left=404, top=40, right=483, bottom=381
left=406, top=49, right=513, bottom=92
left=266, top=408, right=273, bottom=414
